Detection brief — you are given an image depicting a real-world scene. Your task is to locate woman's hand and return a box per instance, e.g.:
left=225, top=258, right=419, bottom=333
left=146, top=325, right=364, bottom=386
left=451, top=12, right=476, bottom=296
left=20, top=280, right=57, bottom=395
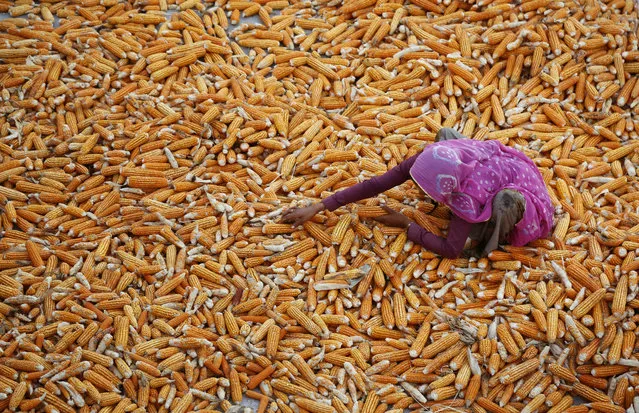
left=281, top=203, right=325, bottom=227
left=373, top=206, right=412, bottom=229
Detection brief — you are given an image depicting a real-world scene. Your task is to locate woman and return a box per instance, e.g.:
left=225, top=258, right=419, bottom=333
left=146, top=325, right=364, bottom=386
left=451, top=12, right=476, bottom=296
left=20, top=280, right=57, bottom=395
left=282, top=128, right=554, bottom=258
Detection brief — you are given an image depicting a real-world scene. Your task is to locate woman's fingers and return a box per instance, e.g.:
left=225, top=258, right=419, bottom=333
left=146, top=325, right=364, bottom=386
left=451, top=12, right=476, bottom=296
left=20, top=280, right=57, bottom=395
left=281, top=208, right=298, bottom=221
left=283, top=205, right=319, bottom=226
left=282, top=208, right=307, bottom=226
left=281, top=211, right=296, bottom=223
left=381, top=205, right=399, bottom=215
left=373, top=215, right=390, bottom=225
left=290, top=215, right=304, bottom=227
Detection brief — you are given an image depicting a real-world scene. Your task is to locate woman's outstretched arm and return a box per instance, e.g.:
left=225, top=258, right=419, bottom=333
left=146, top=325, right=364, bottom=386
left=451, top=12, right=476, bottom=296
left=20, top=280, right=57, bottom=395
left=282, top=153, right=420, bottom=226
left=406, top=215, right=472, bottom=258
left=321, top=153, right=420, bottom=211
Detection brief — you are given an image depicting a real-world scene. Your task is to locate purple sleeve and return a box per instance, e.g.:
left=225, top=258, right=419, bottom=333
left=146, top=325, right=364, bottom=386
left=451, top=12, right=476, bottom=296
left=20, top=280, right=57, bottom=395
left=321, top=154, right=420, bottom=211
left=406, top=215, right=472, bottom=258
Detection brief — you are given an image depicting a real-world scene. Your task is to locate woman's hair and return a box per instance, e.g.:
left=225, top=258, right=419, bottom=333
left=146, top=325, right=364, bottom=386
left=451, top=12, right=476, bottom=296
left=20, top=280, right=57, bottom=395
left=471, top=189, right=526, bottom=258
left=435, top=128, right=467, bottom=142
left=491, top=189, right=526, bottom=243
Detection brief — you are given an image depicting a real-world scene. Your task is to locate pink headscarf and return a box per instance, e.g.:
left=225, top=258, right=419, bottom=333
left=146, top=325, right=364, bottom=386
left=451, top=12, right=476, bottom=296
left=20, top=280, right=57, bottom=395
left=409, top=139, right=553, bottom=247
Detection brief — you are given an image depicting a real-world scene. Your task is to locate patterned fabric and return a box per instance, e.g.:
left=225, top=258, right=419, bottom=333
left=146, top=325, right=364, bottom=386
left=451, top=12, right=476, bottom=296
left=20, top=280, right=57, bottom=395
left=409, top=139, right=554, bottom=246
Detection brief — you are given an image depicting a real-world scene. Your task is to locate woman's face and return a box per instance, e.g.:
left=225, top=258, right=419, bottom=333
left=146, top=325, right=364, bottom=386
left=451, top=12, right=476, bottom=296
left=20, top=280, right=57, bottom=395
left=410, top=177, right=428, bottom=195
left=410, top=177, right=421, bottom=191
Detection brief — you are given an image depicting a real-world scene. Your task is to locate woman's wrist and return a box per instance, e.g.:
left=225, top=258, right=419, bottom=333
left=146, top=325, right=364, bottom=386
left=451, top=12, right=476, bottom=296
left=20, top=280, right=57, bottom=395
left=314, top=202, right=327, bottom=213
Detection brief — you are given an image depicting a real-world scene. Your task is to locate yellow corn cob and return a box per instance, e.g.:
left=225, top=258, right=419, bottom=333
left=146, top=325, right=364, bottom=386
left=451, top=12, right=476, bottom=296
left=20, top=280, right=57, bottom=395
left=330, top=213, right=352, bottom=244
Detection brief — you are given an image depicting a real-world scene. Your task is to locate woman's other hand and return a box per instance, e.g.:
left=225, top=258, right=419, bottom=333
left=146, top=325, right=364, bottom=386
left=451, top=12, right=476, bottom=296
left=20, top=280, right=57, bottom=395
left=281, top=203, right=325, bottom=227
left=373, top=206, right=412, bottom=229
